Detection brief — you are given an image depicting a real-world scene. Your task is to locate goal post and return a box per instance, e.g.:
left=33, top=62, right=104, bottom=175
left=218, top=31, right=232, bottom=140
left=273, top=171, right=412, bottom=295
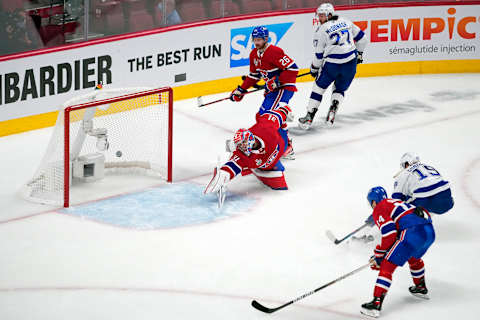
left=22, top=87, right=173, bottom=208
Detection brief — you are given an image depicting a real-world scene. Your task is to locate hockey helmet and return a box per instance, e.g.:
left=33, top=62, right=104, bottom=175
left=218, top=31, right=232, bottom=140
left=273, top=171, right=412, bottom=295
left=251, top=26, right=269, bottom=40
left=367, top=186, right=388, bottom=207
left=233, top=128, right=255, bottom=156
left=316, top=3, right=335, bottom=18
left=400, top=152, right=420, bottom=169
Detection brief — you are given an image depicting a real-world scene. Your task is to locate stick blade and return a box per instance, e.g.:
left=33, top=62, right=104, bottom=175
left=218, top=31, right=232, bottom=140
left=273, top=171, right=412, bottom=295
left=251, top=300, right=275, bottom=313
left=325, top=230, right=339, bottom=244
left=197, top=96, right=204, bottom=108
left=217, top=185, right=226, bottom=209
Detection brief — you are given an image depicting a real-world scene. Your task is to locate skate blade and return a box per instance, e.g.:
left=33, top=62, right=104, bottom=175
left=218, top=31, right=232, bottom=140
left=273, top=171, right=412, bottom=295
left=286, top=112, right=295, bottom=122
left=352, top=235, right=375, bottom=243
left=360, top=308, right=380, bottom=318
left=410, top=292, right=430, bottom=300
left=282, top=153, right=296, bottom=160
left=298, top=122, right=312, bottom=130
left=325, top=114, right=335, bottom=126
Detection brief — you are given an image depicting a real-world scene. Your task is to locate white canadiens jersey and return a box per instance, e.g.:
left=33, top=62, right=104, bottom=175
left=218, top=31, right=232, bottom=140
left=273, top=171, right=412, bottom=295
left=312, top=16, right=367, bottom=66
left=393, top=163, right=450, bottom=202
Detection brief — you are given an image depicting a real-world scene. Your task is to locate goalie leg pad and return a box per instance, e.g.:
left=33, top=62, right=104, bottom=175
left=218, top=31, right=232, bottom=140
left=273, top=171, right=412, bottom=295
left=253, top=169, right=288, bottom=190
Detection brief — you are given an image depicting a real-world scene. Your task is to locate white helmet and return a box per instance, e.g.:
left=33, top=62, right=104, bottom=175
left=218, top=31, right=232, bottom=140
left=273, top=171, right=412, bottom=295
left=400, top=152, right=420, bottom=169
left=316, top=3, right=335, bottom=18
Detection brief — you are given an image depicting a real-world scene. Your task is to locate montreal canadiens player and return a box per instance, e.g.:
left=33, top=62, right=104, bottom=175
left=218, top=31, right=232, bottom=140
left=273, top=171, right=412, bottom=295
left=298, top=3, right=367, bottom=129
left=204, top=104, right=292, bottom=197
left=392, top=152, right=454, bottom=215
left=229, top=26, right=298, bottom=159
left=361, top=186, right=435, bottom=318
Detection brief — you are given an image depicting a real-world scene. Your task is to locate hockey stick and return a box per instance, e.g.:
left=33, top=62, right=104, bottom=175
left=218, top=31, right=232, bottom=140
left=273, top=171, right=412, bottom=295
left=325, top=222, right=369, bottom=245
left=197, top=87, right=264, bottom=108
left=215, top=156, right=227, bottom=209
left=197, top=72, right=312, bottom=108
left=251, top=262, right=370, bottom=314
left=217, top=185, right=226, bottom=209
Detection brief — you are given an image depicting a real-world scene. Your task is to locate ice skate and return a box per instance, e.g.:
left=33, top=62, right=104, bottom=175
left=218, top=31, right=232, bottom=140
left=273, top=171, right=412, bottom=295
left=325, top=100, right=339, bottom=126
left=360, top=295, right=384, bottom=318
left=298, top=108, right=318, bottom=130
left=282, top=138, right=295, bottom=160
left=409, top=279, right=429, bottom=300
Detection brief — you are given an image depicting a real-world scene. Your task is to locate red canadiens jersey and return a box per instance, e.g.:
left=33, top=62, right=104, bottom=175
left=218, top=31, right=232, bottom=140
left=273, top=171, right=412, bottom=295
left=372, top=199, right=431, bottom=256
left=241, top=44, right=299, bottom=92
left=221, top=115, right=286, bottom=180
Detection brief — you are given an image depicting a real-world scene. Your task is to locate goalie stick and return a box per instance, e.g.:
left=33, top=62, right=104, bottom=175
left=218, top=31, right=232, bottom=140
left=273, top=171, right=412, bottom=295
left=215, top=156, right=227, bottom=209
left=325, top=222, right=369, bottom=245
left=197, top=72, right=311, bottom=108
left=251, top=262, right=370, bottom=314
left=217, top=185, right=226, bottom=209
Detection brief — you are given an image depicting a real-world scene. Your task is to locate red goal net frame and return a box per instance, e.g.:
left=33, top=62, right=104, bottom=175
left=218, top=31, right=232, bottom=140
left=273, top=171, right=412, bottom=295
left=63, top=87, right=173, bottom=207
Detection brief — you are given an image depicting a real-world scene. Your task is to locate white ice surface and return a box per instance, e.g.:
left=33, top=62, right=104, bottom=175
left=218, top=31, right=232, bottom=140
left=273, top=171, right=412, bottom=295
left=1, top=74, right=479, bottom=319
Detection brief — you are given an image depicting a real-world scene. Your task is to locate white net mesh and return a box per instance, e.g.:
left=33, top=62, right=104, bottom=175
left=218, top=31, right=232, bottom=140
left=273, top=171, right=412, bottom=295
left=21, top=87, right=172, bottom=206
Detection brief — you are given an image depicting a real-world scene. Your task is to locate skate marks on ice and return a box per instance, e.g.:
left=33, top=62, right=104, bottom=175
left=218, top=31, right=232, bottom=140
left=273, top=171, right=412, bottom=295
left=430, top=90, right=480, bottom=102
left=290, top=89, right=480, bottom=135
left=289, top=99, right=436, bottom=135
left=62, top=183, right=256, bottom=230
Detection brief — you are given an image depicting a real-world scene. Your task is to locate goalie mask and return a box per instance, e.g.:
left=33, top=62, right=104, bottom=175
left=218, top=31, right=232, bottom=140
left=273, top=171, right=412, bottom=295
left=233, top=128, right=255, bottom=156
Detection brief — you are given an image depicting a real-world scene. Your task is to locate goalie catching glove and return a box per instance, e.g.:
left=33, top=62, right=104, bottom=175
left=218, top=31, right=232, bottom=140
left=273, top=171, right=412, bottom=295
left=230, top=86, right=247, bottom=102
left=204, top=167, right=231, bottom=194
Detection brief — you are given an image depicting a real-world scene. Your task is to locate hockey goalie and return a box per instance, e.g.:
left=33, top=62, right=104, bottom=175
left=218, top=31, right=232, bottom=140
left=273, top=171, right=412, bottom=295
left=204, top=104, right=291, bottom=204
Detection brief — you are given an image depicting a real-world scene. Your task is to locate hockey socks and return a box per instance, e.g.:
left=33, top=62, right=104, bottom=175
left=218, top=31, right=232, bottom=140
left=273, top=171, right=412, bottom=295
left=373, top=260, right=397, bottom=298
left=408, top=257, right=425, bottom=286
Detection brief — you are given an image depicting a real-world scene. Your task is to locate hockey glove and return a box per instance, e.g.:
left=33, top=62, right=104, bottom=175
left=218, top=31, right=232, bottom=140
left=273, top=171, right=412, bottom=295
left=371, top=245, right=386, bottom=270
left=357, top=52, right=364, bottom=64
left=369, top=255, right=382, bottom=271
left=414, top=206, right=426, bottom=218
left=230, top=86, right=247, bottom=102
left=265, top=78, right=278, bottom=92
left=365, top=214, right=375, bottom=227
left=310, top=64, right=320, bottom=78
left=204, top=167, right=231, bottom=194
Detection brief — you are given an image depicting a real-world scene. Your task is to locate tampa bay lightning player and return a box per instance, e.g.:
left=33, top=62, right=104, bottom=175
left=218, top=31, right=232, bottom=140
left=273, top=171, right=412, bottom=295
left=299, top=2, right=367, bottom=129
left=392, top=152, right=454, bottom=215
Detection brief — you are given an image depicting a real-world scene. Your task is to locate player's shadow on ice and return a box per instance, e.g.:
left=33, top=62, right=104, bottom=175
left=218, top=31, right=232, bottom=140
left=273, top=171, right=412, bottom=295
left=386, top=278, right=462, bottom=317
left=289, top=124, right=336, bottom=136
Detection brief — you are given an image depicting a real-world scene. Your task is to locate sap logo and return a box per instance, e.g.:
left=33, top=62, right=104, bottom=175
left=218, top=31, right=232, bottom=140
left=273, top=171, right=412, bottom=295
left=230, top=23, right=293, bottom=68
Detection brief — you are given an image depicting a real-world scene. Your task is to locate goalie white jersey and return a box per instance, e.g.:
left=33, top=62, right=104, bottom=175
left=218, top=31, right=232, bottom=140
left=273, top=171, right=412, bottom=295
left=392, top=163, right=450, bottom=203
left=312, top=16, right=367, bottom=66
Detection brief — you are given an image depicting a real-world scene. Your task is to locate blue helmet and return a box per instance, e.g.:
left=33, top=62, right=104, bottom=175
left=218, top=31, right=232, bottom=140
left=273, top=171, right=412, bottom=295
left=252, top=26, right=269, bottom=40
left=367, top=186, right=388, bottom=206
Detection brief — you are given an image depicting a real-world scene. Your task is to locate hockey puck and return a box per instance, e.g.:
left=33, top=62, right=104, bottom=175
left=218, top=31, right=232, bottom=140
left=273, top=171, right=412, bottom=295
left=116, top=151, right=122, bottom=157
